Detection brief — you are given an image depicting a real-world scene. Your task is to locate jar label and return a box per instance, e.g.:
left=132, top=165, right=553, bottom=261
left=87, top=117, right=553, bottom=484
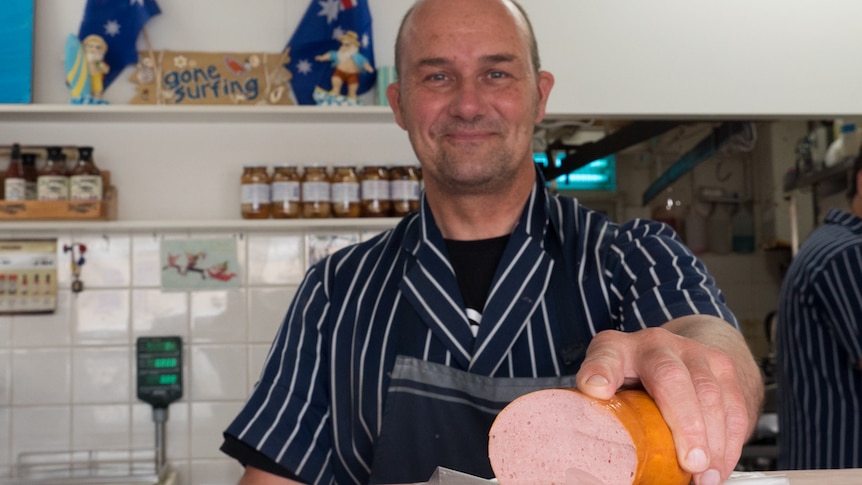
left=331, top=182, right=360, bottom=203
left=3, top=178, right=27, bottom=200
left=361, top=179, right=391, bottom=200
left=37, top=176, right=70, bottom=201
left=70, top=175, right=103, bottom=201
left=391, top=180, right=420, bottom=201
left=241, top=183, right=271, bottom=204
left=302, top=181, right=331, bottom=202
left=272, top=181, right=300, bottom=202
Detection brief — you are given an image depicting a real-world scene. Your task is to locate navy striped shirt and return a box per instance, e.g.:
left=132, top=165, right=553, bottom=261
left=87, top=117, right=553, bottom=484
left=223, top=173, right=737, bottom=484
left=777, top=209, right=862, bottom=469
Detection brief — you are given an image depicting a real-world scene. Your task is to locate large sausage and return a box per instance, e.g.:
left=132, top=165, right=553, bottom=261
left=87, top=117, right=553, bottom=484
left=488, top=389, right=691, bottom=485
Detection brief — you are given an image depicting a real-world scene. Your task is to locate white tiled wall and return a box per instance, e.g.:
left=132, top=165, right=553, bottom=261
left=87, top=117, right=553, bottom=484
left=0, top=219, right=783, bottom=485
left=0, top=224, right=392, bottom=485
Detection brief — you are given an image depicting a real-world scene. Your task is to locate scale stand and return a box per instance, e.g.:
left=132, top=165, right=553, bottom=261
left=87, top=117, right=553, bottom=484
left=136, top=336, right=184, bottom=475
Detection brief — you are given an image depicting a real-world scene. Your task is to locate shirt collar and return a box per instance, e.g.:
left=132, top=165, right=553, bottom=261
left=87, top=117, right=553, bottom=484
left=406, top=164, right=557, bottom=252
left=825, top=208, right=862, bottom=234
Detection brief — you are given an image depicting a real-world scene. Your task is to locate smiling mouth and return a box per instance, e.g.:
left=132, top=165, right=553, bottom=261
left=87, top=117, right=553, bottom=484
left=443, top=131, right=496, bottom=143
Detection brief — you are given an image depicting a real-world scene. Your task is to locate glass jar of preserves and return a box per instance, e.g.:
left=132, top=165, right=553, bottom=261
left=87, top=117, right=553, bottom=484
left=271, top=165, right=301, bottom=219
left=330, top=166, right=361, bottom=218
left=359, top=165, right=391, bottom=217
left=37, top=146, right=69, bottom=201
left=390, top=165, right=421, bottom=217
left=301, top=165, right=331, bottom=218
left=240, top=164, right=271, bottom=219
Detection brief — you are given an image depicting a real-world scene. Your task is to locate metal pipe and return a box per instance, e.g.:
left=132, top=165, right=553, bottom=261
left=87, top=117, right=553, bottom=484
left=153, top=407, right=168, bottom=477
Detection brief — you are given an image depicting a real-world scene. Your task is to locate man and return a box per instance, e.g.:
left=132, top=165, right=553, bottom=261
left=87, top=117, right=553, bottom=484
left=221, top=1, right=763, bottom=484
left=777, top=153, right=862, bottom=470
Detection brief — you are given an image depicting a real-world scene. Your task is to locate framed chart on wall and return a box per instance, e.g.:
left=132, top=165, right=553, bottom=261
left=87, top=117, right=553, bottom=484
left=0, top=239, right=57, bottom=314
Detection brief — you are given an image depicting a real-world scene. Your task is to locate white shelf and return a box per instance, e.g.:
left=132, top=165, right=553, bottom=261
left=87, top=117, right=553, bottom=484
left=0, top=217, right=400, bottom=233
left=0, top=103, right=398, bottom=124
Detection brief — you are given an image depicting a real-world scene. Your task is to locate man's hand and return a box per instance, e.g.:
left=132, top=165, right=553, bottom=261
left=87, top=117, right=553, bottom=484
left=574, top=315, right=764, bottom=485
left=238, top=466, right=305, bottom=485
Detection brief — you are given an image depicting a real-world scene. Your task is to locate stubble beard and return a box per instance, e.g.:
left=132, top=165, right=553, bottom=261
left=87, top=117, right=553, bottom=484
left=427, top=143, right=518, bottom=196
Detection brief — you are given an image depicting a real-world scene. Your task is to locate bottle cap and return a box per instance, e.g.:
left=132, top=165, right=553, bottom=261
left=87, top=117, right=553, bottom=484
left=47, top=146, right=63, bottom=158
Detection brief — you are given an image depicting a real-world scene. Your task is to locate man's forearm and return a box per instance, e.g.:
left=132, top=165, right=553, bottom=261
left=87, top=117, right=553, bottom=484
left=662, top=315, right=765, bottom=433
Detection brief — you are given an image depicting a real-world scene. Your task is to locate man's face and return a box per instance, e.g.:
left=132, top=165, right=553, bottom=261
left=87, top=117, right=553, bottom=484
left=387, top=0, right=553, bottom=195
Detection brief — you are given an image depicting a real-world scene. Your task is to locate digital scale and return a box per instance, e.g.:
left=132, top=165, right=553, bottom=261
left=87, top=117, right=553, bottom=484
left=136, top=336, right=183, bottom=474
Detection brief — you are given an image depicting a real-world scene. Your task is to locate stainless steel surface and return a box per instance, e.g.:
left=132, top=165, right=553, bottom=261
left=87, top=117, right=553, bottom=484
left=1, top=449, right=167, bottom=485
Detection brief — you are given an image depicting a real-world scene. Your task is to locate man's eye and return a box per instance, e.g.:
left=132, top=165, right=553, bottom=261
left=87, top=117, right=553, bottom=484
left=488, top=71, right=508, bottom=79
left=426, top=73, right=447, bottom=82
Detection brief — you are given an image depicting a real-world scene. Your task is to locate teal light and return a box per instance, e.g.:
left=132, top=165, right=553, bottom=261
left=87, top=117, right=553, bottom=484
left=534, top=152, right=617, bottom=191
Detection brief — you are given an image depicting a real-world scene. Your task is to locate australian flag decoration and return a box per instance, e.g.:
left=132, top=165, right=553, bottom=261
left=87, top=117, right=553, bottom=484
left=66, top=0, right=160, bottom=103
left=285, top=0, right=376, bottom=106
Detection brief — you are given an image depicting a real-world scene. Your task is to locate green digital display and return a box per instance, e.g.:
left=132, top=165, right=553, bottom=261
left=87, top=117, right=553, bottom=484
left=142, top=373, right=179, bottom=386
left=142, top=357, right=177, bottom=369
left=136, top=336, right=183, bottom=408
left=140, top=340, right=178, bottom=353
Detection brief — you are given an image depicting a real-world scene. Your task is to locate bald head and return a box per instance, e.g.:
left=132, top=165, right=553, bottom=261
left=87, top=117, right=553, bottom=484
left=393, top=0, right=541, bottom=79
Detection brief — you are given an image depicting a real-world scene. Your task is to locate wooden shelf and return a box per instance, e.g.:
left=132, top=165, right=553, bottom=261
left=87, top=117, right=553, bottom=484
left=0, top=103, right=398, bottom=124
left=0, top=216, right=400, bottom=233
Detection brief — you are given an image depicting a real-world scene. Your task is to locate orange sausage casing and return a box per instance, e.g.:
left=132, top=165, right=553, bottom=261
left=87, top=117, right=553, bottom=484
left=488, top=388, right=691, bottom=485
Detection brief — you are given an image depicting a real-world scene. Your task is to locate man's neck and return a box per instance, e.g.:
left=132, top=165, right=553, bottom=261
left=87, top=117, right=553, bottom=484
left=852, top=194, right=862, bottom=219
left=424, top=171, right=535, bottom=241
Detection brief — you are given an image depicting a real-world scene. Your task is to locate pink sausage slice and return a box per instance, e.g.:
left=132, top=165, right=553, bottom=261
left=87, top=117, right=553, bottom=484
left=488, top=389, right=691, bottom=485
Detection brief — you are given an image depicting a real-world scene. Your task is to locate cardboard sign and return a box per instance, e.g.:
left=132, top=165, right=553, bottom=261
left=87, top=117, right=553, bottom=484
left=130, top=50, right=296, bottom=105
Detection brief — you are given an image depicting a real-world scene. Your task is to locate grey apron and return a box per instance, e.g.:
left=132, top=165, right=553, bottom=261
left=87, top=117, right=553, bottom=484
left=368, top=232, right=594, bottom=484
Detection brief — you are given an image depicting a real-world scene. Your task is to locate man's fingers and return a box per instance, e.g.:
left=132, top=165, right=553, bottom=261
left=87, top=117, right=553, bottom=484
left=575, top=330, right=630, bottom=400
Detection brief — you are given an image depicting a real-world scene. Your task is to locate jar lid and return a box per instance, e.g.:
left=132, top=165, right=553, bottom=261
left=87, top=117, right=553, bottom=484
left=242, top=164, right=268, bottom=169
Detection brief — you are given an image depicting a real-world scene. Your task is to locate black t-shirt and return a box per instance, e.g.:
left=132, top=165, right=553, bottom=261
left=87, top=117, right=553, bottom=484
left=444, top=234, right=510, bottom=329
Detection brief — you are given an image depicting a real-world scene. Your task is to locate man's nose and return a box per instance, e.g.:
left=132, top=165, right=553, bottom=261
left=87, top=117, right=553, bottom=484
left=448, top=78, right=486, bottom=121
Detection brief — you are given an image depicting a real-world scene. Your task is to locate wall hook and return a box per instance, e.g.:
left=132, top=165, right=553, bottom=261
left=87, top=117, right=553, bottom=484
left=62, top=243, right=87, bottom=292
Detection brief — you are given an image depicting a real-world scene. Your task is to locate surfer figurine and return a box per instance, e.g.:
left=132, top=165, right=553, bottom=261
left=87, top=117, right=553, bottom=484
left=314, top=30, right=374, bottom=102
left=82, top=34, right=110, bottom=98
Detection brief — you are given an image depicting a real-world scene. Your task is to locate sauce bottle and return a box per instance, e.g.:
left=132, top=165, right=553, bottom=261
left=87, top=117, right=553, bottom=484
left=359, top=165, right=391, bottom=217
left=22, top=153, right=38, bottom=200
left=270, top=165, right=301, bottom=219
left=330, top=166, right=361, bottom=218
left=69, top=146, right=103, bottom=201
left=3, top=143, right=26, bottom=201
left=301, top=165, right=331, bottom=218
left=240, top=165, right=272, bottom=219
left=37, top=146, right=69, bottom=201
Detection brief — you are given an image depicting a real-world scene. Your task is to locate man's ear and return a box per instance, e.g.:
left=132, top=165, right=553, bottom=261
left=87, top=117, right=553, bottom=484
left=387, top=82, right=406, bottom=130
